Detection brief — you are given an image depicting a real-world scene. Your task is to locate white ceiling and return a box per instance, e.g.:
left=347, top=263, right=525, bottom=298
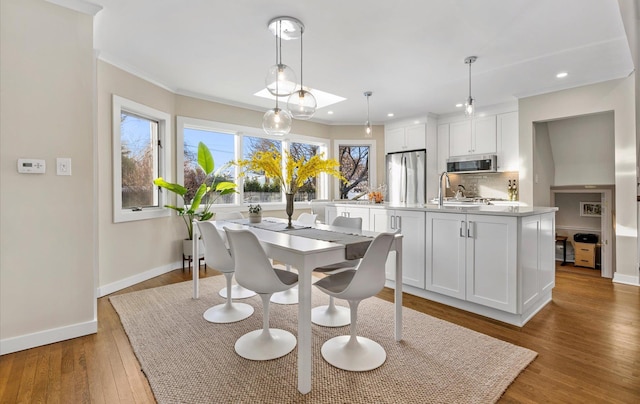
left=93, top=0, right=634, bottom=125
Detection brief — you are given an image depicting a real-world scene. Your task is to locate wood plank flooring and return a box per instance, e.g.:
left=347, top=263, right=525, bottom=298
left=1, top=263, right=638, bottom=403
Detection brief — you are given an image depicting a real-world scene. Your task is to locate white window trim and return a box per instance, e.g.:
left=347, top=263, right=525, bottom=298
left=176, top=116, right=332, bottom=207
left=112, top=95, right=172, bottom=223
left=332, top=139, right=377, bottom=200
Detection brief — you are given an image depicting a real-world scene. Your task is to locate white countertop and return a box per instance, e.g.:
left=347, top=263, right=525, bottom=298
left=328, top=201, right=558, bottom=217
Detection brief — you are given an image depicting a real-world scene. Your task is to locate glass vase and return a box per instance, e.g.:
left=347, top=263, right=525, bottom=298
left=286, top=193, right=294, bottom=229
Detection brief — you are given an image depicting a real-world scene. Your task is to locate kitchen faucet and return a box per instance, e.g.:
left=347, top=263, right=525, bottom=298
left=438, top=171, right=451, bottom=207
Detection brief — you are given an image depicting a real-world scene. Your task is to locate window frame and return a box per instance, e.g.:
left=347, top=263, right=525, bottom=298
left=333, top=139, right=377, bottom=199
left=112, top=95, right=172, bottom=223
left=176, top=116, right=333, bottom=209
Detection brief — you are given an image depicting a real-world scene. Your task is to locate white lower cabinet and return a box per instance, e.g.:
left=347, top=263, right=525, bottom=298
left=426, top=212, right=518, bottom=313
left=425, top=212, right=466, bottom=299
left=370, top=208, right=426, bottom=288
left=465, top=214, right=517, bottom=313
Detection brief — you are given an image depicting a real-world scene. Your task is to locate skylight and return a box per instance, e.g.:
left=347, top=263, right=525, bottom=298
left=254, top=87, right=346, bottom=109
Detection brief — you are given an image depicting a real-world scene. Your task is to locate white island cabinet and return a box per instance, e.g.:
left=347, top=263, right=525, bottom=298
left=426, top=212, right=517, bottom=313
left=370, top=208, right=425, bottom=288
left=326, top=202, right=557, bottom=326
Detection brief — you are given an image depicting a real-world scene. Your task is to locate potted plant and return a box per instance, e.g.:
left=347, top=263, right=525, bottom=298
left=153, top=142, right=237, bottom=256
left=248, top=204, right=262, bottom=223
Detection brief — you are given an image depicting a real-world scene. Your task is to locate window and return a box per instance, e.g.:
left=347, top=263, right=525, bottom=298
left=112, top=95, right=171, bottom=222
left=183, top=127, right=236, bottom=205
left=242, top=136, right=282, bottom=203
left=177, top=117, right=332, bottom=207
left=290, top=142, right=320, bottom=201
left=334, top=140, right=377, bottom=200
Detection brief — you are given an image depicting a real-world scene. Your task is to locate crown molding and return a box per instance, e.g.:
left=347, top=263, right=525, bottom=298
left=45, top=0, right=102, bottom=16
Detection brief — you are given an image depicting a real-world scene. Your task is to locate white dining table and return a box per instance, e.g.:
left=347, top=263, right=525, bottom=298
left=191, top=217, right=403, bottom=395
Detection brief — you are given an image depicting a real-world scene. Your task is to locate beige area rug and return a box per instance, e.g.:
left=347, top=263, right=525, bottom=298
left=110, top=275, right=536, bottom=403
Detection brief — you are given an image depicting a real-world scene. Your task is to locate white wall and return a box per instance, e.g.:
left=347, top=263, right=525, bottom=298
left=533, top=122, right=555, bottom=206
left=547, top=112, right=615, bottom=186
left=0, top=0, right=97, bottom=353
left=519, top=77, right=638, bottom=284
left=97, top=64, right=387, bottom=296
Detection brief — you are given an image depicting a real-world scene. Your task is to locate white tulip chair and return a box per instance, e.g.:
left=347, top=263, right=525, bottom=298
left=196, top=221, right=254, bottom=323
left=311, top=215, right=363, bottom=327
left=314, top=232, right=395, bottom=371
left=225, top=227, right=299, bottom=361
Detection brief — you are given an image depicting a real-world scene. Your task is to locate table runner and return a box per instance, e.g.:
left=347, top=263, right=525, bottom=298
left=224, top=218, right=373, bottom=259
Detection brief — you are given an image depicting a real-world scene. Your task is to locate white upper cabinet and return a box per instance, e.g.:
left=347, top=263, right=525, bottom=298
left=472, top=115, right=497, bottom=155
left=385, top=123, right=426, bottom=154
left=496, top=111, right=519, bottom=172
left=437, top=123, right=449, bottom=174
left=447, top=116, right=497, bottom=157
left=448, top=120, right=472, bottom=156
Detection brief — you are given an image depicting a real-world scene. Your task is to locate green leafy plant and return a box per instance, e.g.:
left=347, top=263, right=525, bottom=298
left=248, top=204, right=262, bottom=214
left=153, top=142, right=237, bottom=240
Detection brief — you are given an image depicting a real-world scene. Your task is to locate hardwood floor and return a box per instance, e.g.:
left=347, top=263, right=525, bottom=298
left=1, top=263, right=638, bottom=403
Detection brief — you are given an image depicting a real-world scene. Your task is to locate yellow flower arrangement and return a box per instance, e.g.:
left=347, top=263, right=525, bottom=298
left=236, top=148, right=345, bottom=195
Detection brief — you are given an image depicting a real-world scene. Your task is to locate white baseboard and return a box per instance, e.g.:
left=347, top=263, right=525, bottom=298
left=0, top=320, right=97, bottom=355
left=612, top=272, right=640, bottom=286
left=97, top=261, right=182, bottom=297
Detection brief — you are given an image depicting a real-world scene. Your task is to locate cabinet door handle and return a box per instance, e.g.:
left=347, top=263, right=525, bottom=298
left=397, top=215, right=402, bottom=230
left=467, top=221, right=474, bottom=238
left=390, top=215, right=395, bottom=229
left=459, top=221, right=465, bottom=238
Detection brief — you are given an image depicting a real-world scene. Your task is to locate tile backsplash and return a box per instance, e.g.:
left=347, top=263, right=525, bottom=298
left=447, top=171, right=519, bottom=200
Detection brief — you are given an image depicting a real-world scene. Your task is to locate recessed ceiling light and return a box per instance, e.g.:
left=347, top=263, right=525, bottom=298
left=327, top=111, right=334, bottom=115
left=456, top=103, right=463, bottom=108
left=556, top=72, right=568, bottom=78
left=388, top=113, right=395, bottom=117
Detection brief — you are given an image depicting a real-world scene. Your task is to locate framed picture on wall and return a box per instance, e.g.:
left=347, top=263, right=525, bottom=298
left=580, top=201, right=602, bottom=217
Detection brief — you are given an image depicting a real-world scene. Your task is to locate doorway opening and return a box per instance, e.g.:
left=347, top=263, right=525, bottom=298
left=551, top=186, right=614, bottom=278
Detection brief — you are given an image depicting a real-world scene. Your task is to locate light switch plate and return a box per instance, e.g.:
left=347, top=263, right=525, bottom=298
left=56, top=158, right=72, bottom=176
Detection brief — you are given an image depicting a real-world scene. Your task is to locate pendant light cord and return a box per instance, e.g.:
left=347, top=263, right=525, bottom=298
left=468, top=59, right=472, bottom=99
left=275, top=20, right=281, bottom=109
left=299, top=29, right=304, bottom=90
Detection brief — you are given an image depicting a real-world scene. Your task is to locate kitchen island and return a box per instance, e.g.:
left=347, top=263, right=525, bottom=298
left=325, top=202, right=557, bottom=326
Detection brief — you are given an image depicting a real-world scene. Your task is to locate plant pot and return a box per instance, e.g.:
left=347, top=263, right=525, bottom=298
left=183, top=239, right=204, bottom=258
left=249, top=212, right=262, bottom=223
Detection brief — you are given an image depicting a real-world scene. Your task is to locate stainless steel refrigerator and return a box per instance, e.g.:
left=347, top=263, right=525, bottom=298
left=386, top=149, right=426, bottom=205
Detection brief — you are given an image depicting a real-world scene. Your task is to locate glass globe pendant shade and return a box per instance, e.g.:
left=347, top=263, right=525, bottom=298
left=265, top=64, right=297, bottom=97
left=464, top=96, right=475, bottom=117
left=287, top=89, right=317, bottom=120
left=365, top=121, right=372, bottom=136
left=262, top=107, right=292, bottom=136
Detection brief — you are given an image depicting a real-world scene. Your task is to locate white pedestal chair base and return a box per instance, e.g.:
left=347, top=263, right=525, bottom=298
left=270, top=286, right=298, bottom=305
left=203, top=302, right=254, bottom=324
left=311, top=301, right=350, bottom=327
left=219, top=284, right=256, bottom=299
left=321, top=335, right=386, bottom=371
left=235, top=329, right=297, bottom=360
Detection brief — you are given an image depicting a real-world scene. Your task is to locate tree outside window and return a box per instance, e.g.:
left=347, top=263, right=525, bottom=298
left=183, top=128, right=235, bottom=205
left=242, top=137, right=283, bottom=203
left=120, top=112, right=158, bottom=209
left=338, top=145, right=370, bottom=199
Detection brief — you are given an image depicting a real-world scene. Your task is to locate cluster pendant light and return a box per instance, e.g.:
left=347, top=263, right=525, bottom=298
left=262, top=16, right=316, bottom=136
left=364, top=91, right=373, bottom=137
left=464, top=56, right=477, bottom=117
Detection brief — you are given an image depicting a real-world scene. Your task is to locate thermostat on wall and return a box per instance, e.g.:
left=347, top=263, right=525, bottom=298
left=17, top=159, right=46, bottom=174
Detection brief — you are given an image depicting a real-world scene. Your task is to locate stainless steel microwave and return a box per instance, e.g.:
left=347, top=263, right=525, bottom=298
left=446, top=154, right=497, bottom=174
